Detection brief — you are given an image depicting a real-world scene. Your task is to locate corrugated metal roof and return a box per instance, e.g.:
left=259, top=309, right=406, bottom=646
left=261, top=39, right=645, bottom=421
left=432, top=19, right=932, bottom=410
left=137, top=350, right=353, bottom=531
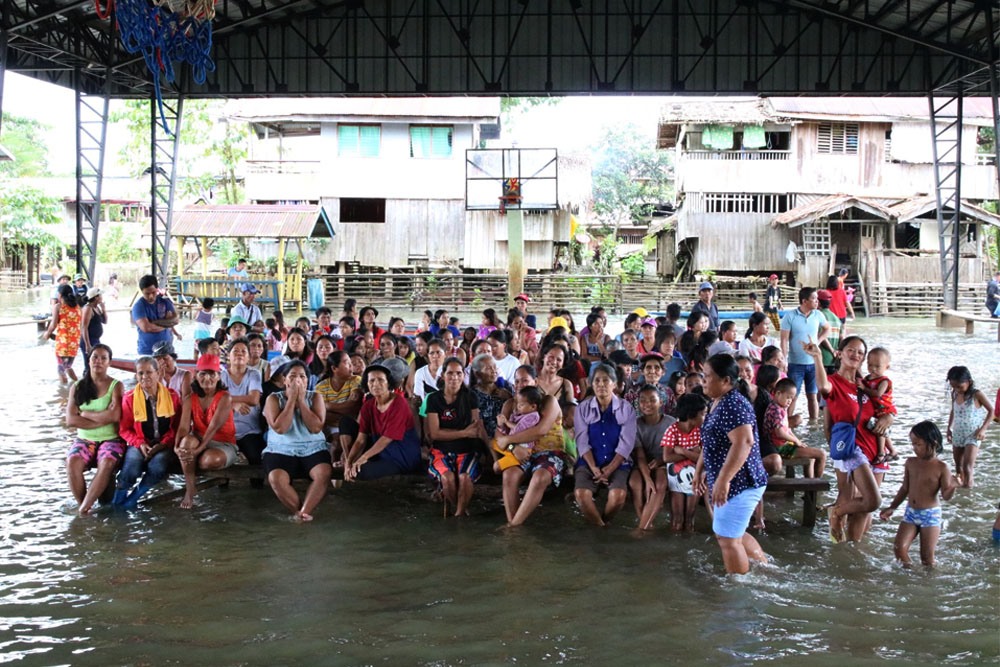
left=766, top=97, right=996, bottom=125
left=890, top=196, right=1000, bottom=227
left=658, top=97, right=790, bottom=126
left=225, top=97, right=501, bottom=125
left=172, top=205, right=334, bottom=238
left=772, top=194, right=894, bottom=227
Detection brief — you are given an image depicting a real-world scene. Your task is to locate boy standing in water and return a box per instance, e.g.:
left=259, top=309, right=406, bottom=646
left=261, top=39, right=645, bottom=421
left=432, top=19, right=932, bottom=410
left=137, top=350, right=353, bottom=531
left=880, top=421, right=956, bottom=567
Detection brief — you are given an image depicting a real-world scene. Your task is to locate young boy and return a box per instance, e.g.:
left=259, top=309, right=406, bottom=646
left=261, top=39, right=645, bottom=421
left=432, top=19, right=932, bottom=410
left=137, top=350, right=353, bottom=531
left=857, top=346, right=897, bottom=464
left=748, top=292, right=763, bottom=313
left=629, top=384, right=676, bottom=530
left=762, top=378, right=827, bottom=478
left=193, top=298, right=215, bottom=350
left=312, top=307, right=335, bottom=340
left=880, top=421, right=957, bottom=567
left=197, top=337, right=221, bottom=361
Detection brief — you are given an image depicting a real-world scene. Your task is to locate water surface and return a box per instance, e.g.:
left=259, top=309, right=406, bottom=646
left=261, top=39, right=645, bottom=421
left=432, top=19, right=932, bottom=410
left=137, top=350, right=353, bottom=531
left=1, top=290, right=997, bottom=664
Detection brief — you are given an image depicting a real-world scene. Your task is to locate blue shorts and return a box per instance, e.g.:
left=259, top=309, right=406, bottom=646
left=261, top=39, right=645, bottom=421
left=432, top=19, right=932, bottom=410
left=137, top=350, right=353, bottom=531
left=787, top=363, right=818, bottom=395
left=712, top=485, right=767, bottom=539
left=903, top=504, right=941, bottom=528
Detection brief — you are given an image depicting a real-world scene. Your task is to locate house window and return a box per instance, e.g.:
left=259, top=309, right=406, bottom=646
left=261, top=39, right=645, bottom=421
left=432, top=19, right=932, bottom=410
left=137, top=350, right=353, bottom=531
left=817, top=123, right=859, bottom=154
left=410, top=125, right=453, bottom=158
left=338, top=124, right=381, bottom=157
left=702, top=193, right=794, bottom=214
left=340, top=198, right=386, bottom=223
left=884, top=130, right=892, bottom=162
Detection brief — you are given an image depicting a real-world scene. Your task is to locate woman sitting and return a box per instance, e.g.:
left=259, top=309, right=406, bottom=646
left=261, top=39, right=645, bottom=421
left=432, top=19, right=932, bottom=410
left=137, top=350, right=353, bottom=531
left=315, top=350, right=362, bottom=462
left=222, top=338, right=265, bottom=466
left=469, top=353, right=513, bottom=439
left=152, top=341, right=191, bottom=400
left=65, top=344, right=124, bottom=514
left=343, top=365, right=422, bottom=481
left=425, top=357, right=486, bottom=517
left=175, top=354, right=239, bottom=509
left=573, top=363, right=636, bottom=526
left=115, top=356, right=182, bottom=507
left=262, top=360, right=332, bottom=521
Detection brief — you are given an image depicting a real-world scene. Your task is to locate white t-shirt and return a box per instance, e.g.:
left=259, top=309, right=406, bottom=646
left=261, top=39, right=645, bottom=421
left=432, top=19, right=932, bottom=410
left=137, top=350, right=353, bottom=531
left=413, top=365, right=443, bottom=398
left=737, top=336, right=778, bottom=361
left=494, top=353, right=521, bottom=384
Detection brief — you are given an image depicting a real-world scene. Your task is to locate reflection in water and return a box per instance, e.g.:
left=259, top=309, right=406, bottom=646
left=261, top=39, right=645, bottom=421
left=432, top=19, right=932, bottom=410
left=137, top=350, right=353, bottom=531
left=0, top=288, right=997, bottom=663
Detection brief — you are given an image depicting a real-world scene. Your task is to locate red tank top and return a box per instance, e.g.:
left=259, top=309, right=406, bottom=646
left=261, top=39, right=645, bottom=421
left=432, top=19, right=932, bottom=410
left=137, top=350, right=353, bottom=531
left=191, top=391, right=236, bottom=444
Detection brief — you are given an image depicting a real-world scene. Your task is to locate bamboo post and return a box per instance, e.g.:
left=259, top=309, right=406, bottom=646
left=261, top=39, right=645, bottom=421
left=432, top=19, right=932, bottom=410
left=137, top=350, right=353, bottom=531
left=277, top=238, right=286, bottom=308
left=201, top=237, right=208, bottom=281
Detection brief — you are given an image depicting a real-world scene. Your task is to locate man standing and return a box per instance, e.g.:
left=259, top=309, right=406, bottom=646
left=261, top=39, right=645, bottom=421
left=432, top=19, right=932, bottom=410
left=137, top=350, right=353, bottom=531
left=72, top=274, right=88, bottom=300
left=690, top=282, right=720, bottom=332
left=132, top=274, right=179, bottom=355
left=780, top=287, right=830, bottom=420
left=763, top=273, right=783, bottom=331
left=228, top=258, right=249, bottom=281
left=50, top=274, right=71, bottom=305
left=232, top=283, right=263, bottom=328
left=986, top=270, right=1000, bottom=318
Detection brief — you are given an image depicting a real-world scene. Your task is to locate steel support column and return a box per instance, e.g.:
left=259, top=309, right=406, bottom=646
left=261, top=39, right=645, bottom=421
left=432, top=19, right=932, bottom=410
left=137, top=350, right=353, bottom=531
left=150, top=97, right=183, bottom=284
left=0, top=30, right=7, bottom=130
left=928, top=72, right=964, bottom=311
left=74, top=69, right=109, bottom=283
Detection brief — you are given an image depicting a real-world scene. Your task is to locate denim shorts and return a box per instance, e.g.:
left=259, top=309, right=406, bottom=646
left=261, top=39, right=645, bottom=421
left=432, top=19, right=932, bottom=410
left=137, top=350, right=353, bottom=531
left=712, top=485, right=767, bottom=539
left=787, top=362, right=818, bottom=395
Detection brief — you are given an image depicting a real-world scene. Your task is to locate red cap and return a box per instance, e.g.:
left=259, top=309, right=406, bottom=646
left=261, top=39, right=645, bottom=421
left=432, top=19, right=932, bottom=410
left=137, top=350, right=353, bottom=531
left=196, top=354, right=221, bottom=372
left=817, top=289, right=833, bottom=301
left=514, top=293, right=530, bottom=303
left=769, top=274, right=779, bottom=280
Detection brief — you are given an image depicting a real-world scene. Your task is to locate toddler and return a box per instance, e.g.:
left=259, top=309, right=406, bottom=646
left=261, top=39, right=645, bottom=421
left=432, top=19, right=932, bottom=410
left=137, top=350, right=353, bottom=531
left=879, top=421, right=956, bottom=567
left=763, top=378, right=827, bottom=478
left=661, top=393, right=707, bottom=531
left=857, top=346, right=896, bottom=464
left=193, top=298, right=214, bottom=345
left=495, top=386, right=544, bottom=450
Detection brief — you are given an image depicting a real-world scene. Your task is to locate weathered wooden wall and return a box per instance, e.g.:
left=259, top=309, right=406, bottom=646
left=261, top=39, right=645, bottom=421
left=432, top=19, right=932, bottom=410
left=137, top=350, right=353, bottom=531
left=464, top=209, right=571, bottom=271
left=679, top=209, right=796, bottom=272
left=881, top=255, right=987, bottom=284
left=317, top=197, right=466, bottom=267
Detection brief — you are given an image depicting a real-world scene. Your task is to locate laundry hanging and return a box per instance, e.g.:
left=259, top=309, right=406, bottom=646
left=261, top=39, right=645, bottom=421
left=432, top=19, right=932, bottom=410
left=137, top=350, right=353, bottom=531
left=742, top=125, right=766, bottom=149
left=705, top=124, right=734, bottom=150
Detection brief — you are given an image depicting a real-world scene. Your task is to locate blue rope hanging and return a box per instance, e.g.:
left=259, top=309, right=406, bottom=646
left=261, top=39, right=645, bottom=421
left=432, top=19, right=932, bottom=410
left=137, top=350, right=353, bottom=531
left=116, top=0, right=216, bottom=134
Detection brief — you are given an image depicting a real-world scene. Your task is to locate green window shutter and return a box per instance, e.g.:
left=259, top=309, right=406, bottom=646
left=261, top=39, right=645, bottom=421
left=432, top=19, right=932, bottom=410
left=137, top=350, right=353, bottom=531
left=410, top=126, right=432, bottom=158
left=431, top=126, right=453, bottom=157
left=338, top=125, right=360, bottom=156
left=359, top=125, right=380, bottom=157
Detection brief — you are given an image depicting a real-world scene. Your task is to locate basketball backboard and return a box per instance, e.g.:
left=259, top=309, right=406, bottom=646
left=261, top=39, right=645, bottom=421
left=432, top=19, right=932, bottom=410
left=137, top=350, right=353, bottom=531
left=465, top=148, right=558, bottom=211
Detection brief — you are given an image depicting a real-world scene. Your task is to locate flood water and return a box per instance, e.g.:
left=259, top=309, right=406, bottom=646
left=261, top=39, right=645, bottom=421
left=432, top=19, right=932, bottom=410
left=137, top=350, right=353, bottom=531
left=1, top=288, right=997, bottom=665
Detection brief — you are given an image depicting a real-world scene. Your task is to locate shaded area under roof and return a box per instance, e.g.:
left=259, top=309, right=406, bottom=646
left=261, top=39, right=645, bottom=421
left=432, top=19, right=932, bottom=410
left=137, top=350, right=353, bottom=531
left=172, top=205, right=334, bottom=239
left=889, top=196, right=1000, bottom=227
left=772, top=194, right=896, bottom=227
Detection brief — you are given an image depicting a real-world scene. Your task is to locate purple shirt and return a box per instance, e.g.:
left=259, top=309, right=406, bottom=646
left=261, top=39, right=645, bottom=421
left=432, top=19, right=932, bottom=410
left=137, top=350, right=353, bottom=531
left=574, top=394, right=636, bottom=464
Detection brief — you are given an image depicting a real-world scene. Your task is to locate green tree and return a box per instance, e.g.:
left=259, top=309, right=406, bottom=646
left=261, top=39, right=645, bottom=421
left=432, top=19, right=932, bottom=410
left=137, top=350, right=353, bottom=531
left=0, top=181, right=63, bottom=262
left=109, top=100, right=249, bottom=203
left=591, top=123, right=673, bottom=228
left=0, top=115, right=51, bottom=177
left=96, top=223, right=143, bottom=263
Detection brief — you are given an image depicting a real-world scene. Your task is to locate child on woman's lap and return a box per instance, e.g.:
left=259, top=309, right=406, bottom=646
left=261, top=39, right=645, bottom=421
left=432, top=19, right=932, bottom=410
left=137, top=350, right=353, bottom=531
left=879, top=421, right=956, bottom=567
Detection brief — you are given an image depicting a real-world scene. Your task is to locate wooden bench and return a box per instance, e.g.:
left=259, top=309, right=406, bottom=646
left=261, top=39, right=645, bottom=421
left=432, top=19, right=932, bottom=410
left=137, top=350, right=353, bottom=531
left=937, top=309, right=1000, bottom=342
left=765, top=476, right=830, bottom=527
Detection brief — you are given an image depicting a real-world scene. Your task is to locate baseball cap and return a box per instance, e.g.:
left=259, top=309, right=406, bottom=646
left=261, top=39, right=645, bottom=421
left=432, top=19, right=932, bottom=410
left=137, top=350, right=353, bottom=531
left=86, top=287, right=103, bottom=299
left=817, top=289, right=833, bottom=301
left=240, top=282, right=260, bottom=294
left=698, top=282, right=714, bottom=291
left=639, top=352, right=665, bottom=366
left=196, top=354, right=221, bottom=372
left=549, top=316, right=570, bottom=331
left=640, top=318, right=657, bottom=328
left=514, top=293, right=530, bottom=303
left=769, top=274, right=779, bottom=280
left=632, top=307, right=649, bottom=318
left=151, top=341, right=177, bottom=358
left=73, top=273, right=84, bottom=281
left=227, top=315, right=249, bottom=331
left=269, top=354, right=291, bottom=375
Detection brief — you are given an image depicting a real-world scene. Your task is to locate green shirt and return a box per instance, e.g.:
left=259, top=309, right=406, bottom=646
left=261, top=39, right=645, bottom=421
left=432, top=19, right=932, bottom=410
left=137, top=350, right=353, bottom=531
left=821, top=309, right=842, bottom=367
left=77, top=379, right=119, bottom=442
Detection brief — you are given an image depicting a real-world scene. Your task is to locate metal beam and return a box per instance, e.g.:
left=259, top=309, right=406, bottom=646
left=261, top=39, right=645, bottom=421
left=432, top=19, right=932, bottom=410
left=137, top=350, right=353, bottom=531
left=149, top=96, right=183, bottom=283
left=929, top=69, right=964, bottom=311
left=74, top=69, right=109, bottom=283
left=0, top=30, right=7, bottom=132
left=8, top=0, right=91, bottom=33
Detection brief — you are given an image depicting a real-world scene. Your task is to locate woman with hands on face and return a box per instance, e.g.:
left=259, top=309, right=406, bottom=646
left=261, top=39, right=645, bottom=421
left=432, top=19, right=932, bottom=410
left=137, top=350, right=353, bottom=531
left=262, top=360, right=331, bottom=521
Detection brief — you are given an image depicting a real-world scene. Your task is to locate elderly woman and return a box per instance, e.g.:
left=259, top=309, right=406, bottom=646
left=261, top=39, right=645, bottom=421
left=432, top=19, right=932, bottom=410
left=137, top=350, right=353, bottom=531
left=115, top=355, right=182, bottom=507
left=175, top=355, right=238, bottom=509
left=262, top=359, right=331, bottom=520
left=469, top=353, right=513, bottom=439
left=344, top=365, right=422, bottom=481
left=152, top=341, right=191, bottom=400
left=572, top=363, right=636, bottom=526
left=65, top=344, right=123, bottom=515
left=816, top=335, right=888, bottom=543
left=495, top=364, right=568, bottom=526
left=693, top=354, right=770, bottom=574
left=426, top=357, right=485, bottom=517
left=41, top=283, right=82, bottom=383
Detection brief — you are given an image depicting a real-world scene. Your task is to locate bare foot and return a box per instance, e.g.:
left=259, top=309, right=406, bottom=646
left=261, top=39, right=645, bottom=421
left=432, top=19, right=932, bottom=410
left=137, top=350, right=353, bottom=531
left=179, top=494, right=195, bottom=509
left=684, top=522, right=695, bottom=532
left=828, top=506, right=846, bottom=543
left=78, top=504, right=94, bottom=516
left=297, top=511, right=314, bottom=522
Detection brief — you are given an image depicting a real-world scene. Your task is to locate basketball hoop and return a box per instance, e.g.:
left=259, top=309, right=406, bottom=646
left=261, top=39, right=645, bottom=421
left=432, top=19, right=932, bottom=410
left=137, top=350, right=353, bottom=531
left=498, top=194, right=522, bottom=215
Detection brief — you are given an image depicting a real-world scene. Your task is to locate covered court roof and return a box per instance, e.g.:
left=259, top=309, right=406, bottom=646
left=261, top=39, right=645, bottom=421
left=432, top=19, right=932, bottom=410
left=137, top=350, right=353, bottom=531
left=2, top=1, right=997, bottom=98
left=171, top=204, right=334, bottom=238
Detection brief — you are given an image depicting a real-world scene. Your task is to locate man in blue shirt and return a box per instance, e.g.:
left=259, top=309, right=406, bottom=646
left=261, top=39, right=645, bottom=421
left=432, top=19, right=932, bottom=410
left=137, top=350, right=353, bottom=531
left=132, top=274, right=179, bottom=355
left=227, top=259, right=249, bottom=280
left=780, top=286, right=830, bottom=420
left=690, top=282, right=720, bottom=332
left=986, top=270, right=1000, bottom=318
